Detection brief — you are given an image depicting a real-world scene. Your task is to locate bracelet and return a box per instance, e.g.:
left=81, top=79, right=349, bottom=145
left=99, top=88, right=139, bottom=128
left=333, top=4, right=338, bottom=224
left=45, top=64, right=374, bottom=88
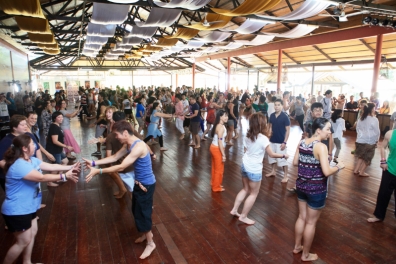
left=99, top=168, right=102, bottom=175
left=92, top=160, right=96, bottom=166
left=150, top=153, right=154, bottom=157
left=380, top=158, right=386, bottom=161
left=282, top=142, right=287, bottom=145
left=336, top=165, right=340, bottom=173
left=380, top=161, right=387, bottom=164
left=60, top=173, right=62, bottom=181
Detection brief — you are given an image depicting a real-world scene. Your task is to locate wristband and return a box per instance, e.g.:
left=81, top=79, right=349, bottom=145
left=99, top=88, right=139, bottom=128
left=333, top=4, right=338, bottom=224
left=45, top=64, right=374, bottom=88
left=282, top=154, right=285, bottom=159
left=380, top=158, right=386, bottom=161
left=99, top=168, right=102, bottom=175
left=60, top=173, right=62, bottom=181
left=92, top=160, right=96, bottom=166
left=150, top=153, right=154, bottom=157
left=282, top=142, right=287, bottom=145
left=336, top=166, right=340, bottom=173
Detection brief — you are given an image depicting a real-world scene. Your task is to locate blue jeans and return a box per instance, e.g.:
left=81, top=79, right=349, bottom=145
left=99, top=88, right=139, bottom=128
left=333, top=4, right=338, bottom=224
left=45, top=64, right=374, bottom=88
left=296, top=189, right=327, bottom=210
left=53, top=152, right=67, bottom=164
left=241, top=163, right=262, bottom=182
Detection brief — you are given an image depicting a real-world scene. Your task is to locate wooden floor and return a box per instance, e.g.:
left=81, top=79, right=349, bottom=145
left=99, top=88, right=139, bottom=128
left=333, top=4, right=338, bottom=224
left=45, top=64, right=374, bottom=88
left=0, top=116, right=395, bottom=264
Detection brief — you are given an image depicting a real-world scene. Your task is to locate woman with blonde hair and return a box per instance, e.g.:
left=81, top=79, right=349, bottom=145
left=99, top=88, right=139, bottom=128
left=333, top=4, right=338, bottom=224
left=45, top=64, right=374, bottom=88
left=59, top=100, right=81, bottom=159
left=379, top=100, right=390, bottom=114
left=230, top=113, right=289, bottom=224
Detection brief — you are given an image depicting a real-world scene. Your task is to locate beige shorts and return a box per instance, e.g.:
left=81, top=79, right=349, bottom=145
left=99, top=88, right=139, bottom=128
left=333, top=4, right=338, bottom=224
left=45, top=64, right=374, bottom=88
left=267, top=143, right=288, bottom=167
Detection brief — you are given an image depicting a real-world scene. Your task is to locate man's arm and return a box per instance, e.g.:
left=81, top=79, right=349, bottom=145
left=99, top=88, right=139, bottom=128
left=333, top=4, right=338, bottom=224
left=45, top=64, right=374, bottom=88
left=84, top=144, right=128, bottom=166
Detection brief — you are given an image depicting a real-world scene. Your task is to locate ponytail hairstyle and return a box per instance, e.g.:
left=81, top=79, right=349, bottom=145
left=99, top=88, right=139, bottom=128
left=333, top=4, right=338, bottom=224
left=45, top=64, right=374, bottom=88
left=360, top=102, right=375, bottom=121
left=331, top=109, right=342, bottom=123
left=311, top=118, right=330, bottom=137
left=211, top=110, right=227, bottom=138
left=247, top=113, right=270, bottom=142
left=4, top=134, right=32, bottom=173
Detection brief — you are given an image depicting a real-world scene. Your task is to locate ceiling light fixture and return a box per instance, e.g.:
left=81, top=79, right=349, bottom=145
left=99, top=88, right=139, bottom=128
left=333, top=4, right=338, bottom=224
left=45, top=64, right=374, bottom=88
left=379, top=19, right=390, bottom=27
left=370, top=18, right=380, bottom=26
left=362, top=16, right=372, bottom=25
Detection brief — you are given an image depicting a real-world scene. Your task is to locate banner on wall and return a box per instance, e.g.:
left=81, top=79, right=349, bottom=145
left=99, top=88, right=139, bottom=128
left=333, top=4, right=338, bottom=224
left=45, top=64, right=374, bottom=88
left=85, top=80, right=90, bottom=89
left=94, top=80, right=100, bottom=88
left=66, top=80, right=80, bottom=103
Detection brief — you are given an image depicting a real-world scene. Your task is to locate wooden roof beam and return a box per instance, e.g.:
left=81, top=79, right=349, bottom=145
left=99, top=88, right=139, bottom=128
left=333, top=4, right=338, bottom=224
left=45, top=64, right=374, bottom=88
left=359, top=39, right=375, bottom=54
left=253, top=54, right=273, bottom=67
left=282, top=51, right=300, bottom=64
left=196, top=26, right=393, bottom=62
left=313, top=45, right=336, bottom=62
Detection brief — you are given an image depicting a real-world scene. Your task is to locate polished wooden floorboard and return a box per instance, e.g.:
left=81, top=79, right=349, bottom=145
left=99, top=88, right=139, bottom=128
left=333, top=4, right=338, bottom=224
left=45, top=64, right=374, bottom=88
left=0, top=117, right=395, bottom=264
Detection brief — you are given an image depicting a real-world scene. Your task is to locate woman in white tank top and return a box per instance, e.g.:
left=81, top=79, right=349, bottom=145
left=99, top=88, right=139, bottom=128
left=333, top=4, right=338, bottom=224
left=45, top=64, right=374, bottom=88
left=210, top=110, right=228, bottom=192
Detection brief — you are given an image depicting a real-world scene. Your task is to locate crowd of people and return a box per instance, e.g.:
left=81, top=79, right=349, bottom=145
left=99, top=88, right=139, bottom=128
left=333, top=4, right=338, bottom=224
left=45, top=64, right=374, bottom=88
left=0, top=84, right=395, bottom=263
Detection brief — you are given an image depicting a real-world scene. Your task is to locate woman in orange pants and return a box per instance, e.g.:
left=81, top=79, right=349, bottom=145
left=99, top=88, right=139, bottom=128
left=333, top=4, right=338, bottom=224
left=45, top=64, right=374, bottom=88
left=210, top=110, right=228, bottom=192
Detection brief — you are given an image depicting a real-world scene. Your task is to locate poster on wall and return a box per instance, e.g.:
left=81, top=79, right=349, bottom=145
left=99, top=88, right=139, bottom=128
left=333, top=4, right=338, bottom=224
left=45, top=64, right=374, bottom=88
left=43, top=82, right=49, bottom=90
left=66, top=80, right=79, bottom=104
left=11, top=52, right=29, bottom=83
left=85, top=80, right=90, bottom=89
left=55, top=81, right=61, bottom=92
left=94, top=80, right=100, bottom=89
left=0, top=46, right=12, bottom=83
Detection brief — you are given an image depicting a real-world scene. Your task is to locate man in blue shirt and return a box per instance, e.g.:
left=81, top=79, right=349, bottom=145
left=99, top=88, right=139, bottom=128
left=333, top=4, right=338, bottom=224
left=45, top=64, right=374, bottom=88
left=266, top=99, right=290, bottom=183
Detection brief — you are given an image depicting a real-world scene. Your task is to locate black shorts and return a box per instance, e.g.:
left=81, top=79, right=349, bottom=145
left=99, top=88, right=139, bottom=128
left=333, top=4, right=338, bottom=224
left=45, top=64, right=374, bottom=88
left=132, top=182, right=155, bottom=233
left=124, top=109, right=132, bottom=115
left=2, top=212, right=37, bottom=232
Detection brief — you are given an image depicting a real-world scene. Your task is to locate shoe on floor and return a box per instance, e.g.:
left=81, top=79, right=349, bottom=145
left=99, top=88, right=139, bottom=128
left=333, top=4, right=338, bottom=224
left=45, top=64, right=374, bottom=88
left=91, top=151, right=101, bottom=156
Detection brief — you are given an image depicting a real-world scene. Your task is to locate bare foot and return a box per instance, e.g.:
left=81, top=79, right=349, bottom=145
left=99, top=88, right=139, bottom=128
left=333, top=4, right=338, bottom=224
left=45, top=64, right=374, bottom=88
left=47, top=182, right=59, bottom=187
left=238, top=216, right=255, bottom=225
left=193, top=146, right=200, bottom=149
left=301, top=253, right=318, bottom=261
left=140, top=242, right=156, bottom=259
left=353, top=170, right=359, bottom=174
left=115, top=190, right=127, bottom=199
left=226, top=143, right=234, bottom=146
left=281, top=177, right=289, bottom=183
left=359, top=172, right=370, bottom=177
left=367, top=217, right=382, bottom=223
left=201, top=137, right=207, bottom=141
left=233, top=134, right=239, bottom=139
left=179, top=134, right=185, bottom=140
left=40, top=204, right=46, bottom=209
left=160, top=147, right=168, bottom=151
left=188, top=143, right=195, bottom=146
left=113, top=191, right=119, bottom=196
left=230, top=210, right=240, bottom=217
left=287, top=187, right=296, bottom=193
left=265, top=172, right=276, bottom=177
left=135, top=235, right=146, bottom=244
left=293, top=246, right=303, bottom=254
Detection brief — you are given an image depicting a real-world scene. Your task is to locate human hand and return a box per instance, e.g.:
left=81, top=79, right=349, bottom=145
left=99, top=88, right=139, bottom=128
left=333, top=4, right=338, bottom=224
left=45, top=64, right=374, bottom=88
left=85, top=168, right=99, bottom=183
left=67, top=146, right=74, bottom=151
left=48, top=154, right=56, bottom=162
left=284, top=154, right=289, bottom=159
left=82, top=158, right=93, bottom=171
left=65, top=169, right=79, bottom=183
left=222, top=155, right=226, bottom=163
left=337, top=162, right=345, bottom=170
left=380, top=163, right=388, bottom=171
left=87, top=137, right=100, bottom=144
left=99, top=124, right=106, bottom=128
left=89, top=123, right=96, bottom=128
left=152, top=154, right=156, bottom=161
left=280, top=143, right=286, bottom=151
left=71, top=162, right=81, bottom=173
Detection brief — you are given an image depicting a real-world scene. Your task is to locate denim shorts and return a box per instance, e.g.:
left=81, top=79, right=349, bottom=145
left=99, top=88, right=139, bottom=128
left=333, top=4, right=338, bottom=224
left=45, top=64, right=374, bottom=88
left=296, top=189, right=327, bottom=210
left=53, top=152, right=67, bottom=164
left=241, top=163, right=262, bottom=182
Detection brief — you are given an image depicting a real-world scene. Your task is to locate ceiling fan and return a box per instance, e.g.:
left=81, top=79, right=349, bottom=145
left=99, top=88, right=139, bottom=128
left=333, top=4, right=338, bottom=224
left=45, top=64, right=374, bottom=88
left=189, top=12, right=223, bottom=27
left=319, top=5, right=370, bottom=22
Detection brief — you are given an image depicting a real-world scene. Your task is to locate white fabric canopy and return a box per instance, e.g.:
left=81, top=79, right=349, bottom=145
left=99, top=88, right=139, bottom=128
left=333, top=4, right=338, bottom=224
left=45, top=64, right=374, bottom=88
left=184, top=40, right=205, bottom=48
left=85, top=36, right=108, bottom=45
left=91, top=3, right=129, bottom=24
left=154, top=0, right=211, bottom=10
left=168, top=46, right=185, bottom=52
left=120, top=37, right=143, bottom=46
left=113, top=43, right=133, bottom=51
left=220, top=19, right=269, bottom=34
left=194, top=32, right=232, bottom=43
left=135, top=7, right=181, bottom=27
left=203, top=47, right=220, bottom=53
left=221, top=42, right=244, bottom=50
left=108, top=0, right=139, bottom=3
left=125, top=26, right=157, bottom=38
left=256, top=0, right=332, bottom=21
left=82, top=49, right=98, bottom=56
left=87, top=23, right=116, bottom=37
left=105, top=54, right=120, bottom=60
left=234, top=35, right=274, bottom=45
left=264, top=24, right=318, bottom=38
left=83, top=44, right=102, bottom=51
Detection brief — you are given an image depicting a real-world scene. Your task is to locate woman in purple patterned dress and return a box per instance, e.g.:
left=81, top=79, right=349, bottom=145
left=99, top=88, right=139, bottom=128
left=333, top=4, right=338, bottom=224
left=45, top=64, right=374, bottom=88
left=292, top=118, right=345, bottom=262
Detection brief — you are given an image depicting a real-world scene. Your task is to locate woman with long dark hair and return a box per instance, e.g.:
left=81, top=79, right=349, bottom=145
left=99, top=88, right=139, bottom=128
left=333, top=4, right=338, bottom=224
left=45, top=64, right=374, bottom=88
left=210, top=110, right=228, bottom=192
left=292, top=118, right=344, bottom=261
left=230, top=113, right=289, bottom=224
left=1, top=134, right=79, bottom=264
left=202, top=95, right=221, bottom=139
left=59, top=100, right=81, bottom=160
left=330, top=109, right=345, bottom=164
left=225, top=93, right=237, bottom=145
left=143, top=102, right=173, bottom=151
left=353, top=103, right=380, bottom=176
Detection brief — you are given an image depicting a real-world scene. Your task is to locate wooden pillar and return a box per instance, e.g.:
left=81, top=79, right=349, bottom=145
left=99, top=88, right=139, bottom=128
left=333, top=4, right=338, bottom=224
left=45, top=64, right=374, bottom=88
left=131, top=70, right=134, bottom=87
left=192, top=63, right=196, bottom=89
left=227, top=57, right=231, bottom=91
left=176, top=73, right=178, bottom=88
left=277, top=49, right=282, bottom=93
left=371, top=34, right=383, bottom=94
left=247, top=70, right=250, bottom=90
left=256, top=70, right=259, bottom=90
left=311, top=65, right=315, bottom=96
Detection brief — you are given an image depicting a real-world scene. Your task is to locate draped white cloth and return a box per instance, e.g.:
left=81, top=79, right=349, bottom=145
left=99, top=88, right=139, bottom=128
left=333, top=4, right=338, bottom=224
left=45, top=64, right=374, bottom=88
left=256, top=0, right=332, bottom=21
left=184, top=40, right=205, bottom=48
left=83, top=44, right=102, bottom=51
left=108, top=50, right=125, bottom=55
left=108, top=0, right=139, bottom=3
left=82, top=49, right=98, bottom=56
left=87, top=23, right=116, bottom=37
left=168, top=46, right=185, bottom=52
left=194, top=32, right=232, bottom=42
left=234, top=35, right=275, bottom=45
left=113, top=43, right=133, bottom=51
left=135, top=7, right=181, bottom=27
left=86, top=36, right=108, bottom=45
left=91, top=3, right=129, bottom=24
left=264, top=24, right=318, bottom=38
left=221, top=42, right=244, bottom=50
left=125, top=26, right=158, bottom=38
left=220, top=19, right=269, bottom=34
left=203, top=47, right=220, bottom=53
left=120, top=37, right=143, bottom=45
left=104, top=54, right=120, bottom=60
left=154, top=0, right=211, bottom=10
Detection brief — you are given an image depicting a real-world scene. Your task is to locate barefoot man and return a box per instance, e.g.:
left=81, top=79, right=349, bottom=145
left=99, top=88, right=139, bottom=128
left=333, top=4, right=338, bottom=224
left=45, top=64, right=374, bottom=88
left=84, top=120, right=157, bottom=259
left=266, top=99, right=290, bottom=183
